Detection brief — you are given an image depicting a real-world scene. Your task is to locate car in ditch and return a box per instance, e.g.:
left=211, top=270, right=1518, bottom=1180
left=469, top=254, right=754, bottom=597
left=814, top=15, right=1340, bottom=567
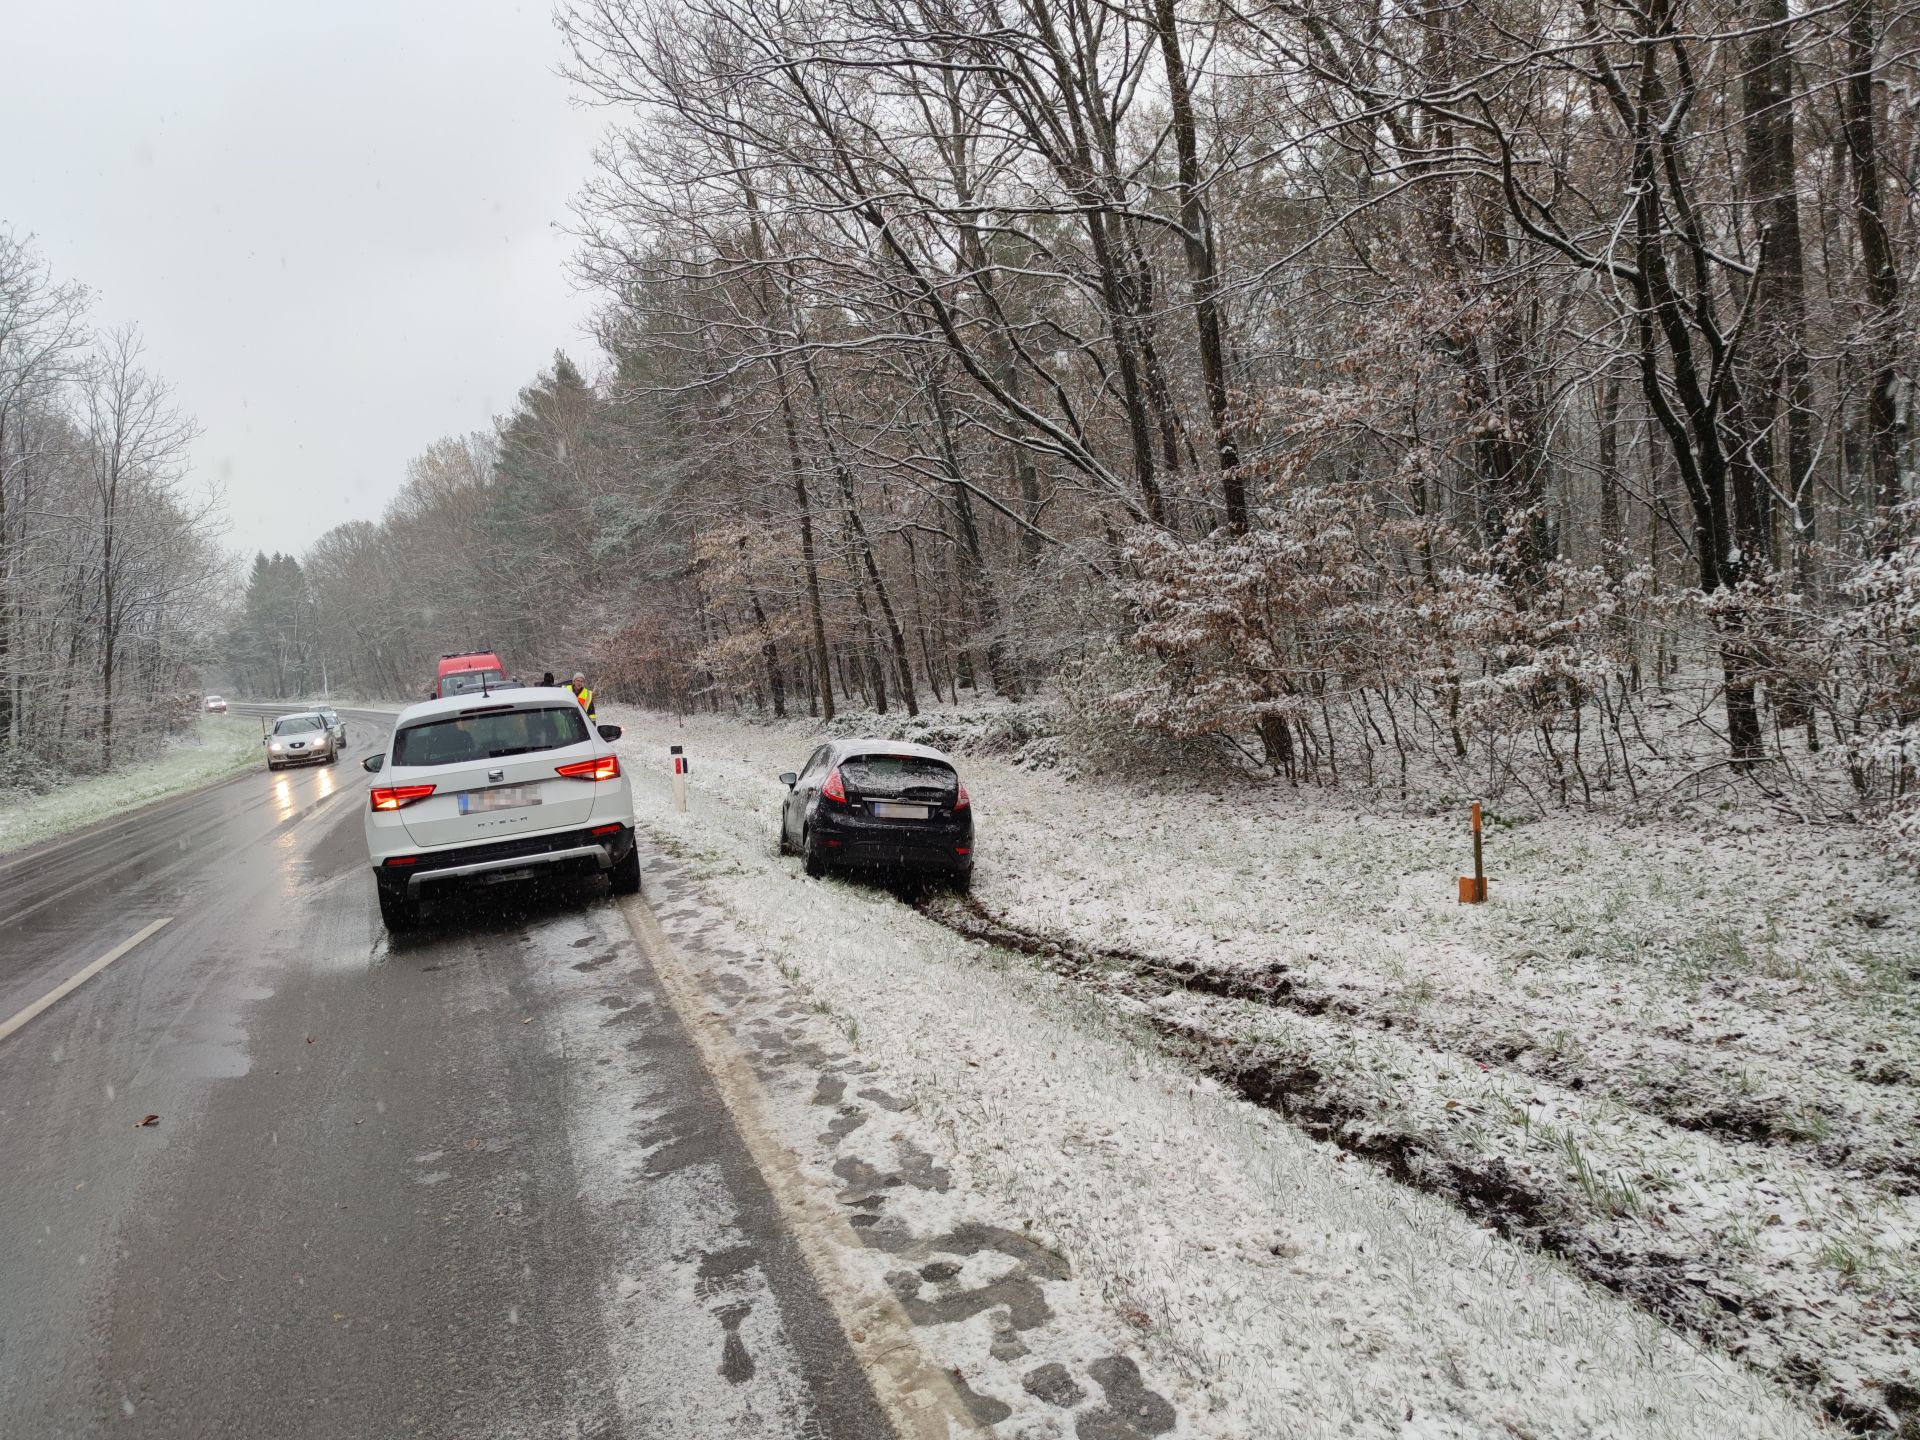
left=362, top=691, right=637, bottom=932
left=266, top=711, right=337, bottom=769
left=778, top=738, right=972, bottom=890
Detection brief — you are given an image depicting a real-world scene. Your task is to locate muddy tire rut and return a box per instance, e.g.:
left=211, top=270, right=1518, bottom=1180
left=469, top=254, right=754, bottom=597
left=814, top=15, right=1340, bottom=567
left=920, top=895, right=1918, bottom=1192
left=915, top=892, right=1920, bottom=1438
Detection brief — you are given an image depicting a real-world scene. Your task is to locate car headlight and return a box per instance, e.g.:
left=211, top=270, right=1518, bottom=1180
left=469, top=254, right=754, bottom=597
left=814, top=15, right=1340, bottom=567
left=270, top=741, right=283, bottom=750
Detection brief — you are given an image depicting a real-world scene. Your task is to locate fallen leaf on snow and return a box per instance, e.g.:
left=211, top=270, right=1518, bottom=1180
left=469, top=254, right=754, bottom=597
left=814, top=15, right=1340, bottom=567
left=135, top=1114, right=160, bottom=1128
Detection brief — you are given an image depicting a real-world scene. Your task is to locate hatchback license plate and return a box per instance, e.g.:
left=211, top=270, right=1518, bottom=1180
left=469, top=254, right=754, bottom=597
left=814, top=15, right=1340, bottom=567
left=870, top=801, right=930, bottom=820
left=459, top=785, right=543, bottom=814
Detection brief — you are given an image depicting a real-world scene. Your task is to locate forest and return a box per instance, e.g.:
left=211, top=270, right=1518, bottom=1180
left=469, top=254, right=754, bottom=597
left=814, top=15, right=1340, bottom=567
left=0, top=231, right=223, bottom=781
left=221, top=0, right=1918, bottom=843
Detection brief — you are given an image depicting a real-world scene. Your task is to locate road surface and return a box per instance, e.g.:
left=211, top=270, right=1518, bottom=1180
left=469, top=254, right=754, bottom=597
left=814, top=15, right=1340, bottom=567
left=0, top=704, right=893, bottom=1438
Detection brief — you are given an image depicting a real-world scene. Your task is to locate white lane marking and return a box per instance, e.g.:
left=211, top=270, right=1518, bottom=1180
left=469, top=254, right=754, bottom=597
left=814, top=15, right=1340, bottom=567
left=0, top=917, right=174, bottom=1044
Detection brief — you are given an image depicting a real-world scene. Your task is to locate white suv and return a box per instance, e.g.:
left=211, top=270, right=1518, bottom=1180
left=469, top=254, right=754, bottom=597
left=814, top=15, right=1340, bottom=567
left=362, top=689, right=637, bottom=932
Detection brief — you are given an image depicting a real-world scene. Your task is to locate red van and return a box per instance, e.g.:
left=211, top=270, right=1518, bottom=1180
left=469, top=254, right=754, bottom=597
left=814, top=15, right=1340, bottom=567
left=433, top=650, right=506, bottom=698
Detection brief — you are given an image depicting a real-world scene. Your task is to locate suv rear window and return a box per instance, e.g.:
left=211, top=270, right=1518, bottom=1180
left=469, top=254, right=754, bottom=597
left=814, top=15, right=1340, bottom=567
left=840, top=754, right=957, bottom=799
left=395, top=705, right=590, bottom=766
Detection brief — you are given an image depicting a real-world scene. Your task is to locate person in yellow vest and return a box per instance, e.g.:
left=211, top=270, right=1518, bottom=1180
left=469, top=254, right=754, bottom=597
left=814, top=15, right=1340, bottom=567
left=569, top=672, right=597, bottom=721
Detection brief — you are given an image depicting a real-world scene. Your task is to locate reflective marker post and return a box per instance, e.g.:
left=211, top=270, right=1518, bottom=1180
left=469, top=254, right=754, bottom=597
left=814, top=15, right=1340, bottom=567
left=670, top=744, right=688, bottom=813
left=1457, top=801, right=1488, bottom=903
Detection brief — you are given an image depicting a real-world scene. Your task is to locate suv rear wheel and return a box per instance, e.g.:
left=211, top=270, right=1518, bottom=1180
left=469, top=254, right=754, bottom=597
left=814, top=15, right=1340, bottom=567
left=376, top=878, right=420, bottom=933
left=609, top=844, right=641, bottom=896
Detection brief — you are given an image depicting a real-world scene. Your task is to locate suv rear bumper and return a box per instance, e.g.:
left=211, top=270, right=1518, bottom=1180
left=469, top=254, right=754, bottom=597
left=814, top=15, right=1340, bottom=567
left=375, top=824, right=634, bottom=895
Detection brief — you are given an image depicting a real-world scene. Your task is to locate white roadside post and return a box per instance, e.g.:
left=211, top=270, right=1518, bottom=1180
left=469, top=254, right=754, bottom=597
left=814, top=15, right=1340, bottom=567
left=670, top=744, right=688, bottom=812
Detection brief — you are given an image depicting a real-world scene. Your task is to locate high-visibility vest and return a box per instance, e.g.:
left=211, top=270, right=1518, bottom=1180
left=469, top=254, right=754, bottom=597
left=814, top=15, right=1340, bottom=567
left=573, top=685, right=596, bottom=717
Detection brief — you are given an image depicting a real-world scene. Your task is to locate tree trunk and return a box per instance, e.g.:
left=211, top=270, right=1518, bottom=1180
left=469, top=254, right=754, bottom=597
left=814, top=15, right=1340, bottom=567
left=796, top=350, right=918, bottom=716
left=739, top=536, right=785, bottom=719
left=772, top=353, right=834, bottom=721
left=1151, top=0, right=1244, bottom=530
left=1597, top=370, right=1625, bottom=580
left=1740, top=0, right=1813, bottom=583
left=1840, top=0, right=1904, bottom=552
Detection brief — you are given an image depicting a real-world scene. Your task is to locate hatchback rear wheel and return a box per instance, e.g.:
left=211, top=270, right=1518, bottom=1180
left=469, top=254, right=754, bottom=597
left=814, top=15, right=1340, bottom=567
left=802, top=828, right=828, bottom=879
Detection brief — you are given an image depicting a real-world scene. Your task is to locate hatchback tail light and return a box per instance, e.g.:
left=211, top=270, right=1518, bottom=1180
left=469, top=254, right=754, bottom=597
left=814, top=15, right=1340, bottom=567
left=556, top=755, right=620, bottom=781
left=370, top=784, right=435, bottom=811
left=820, top=767, right=847, bottom=804
left=954, top=781, right=971, bottom=812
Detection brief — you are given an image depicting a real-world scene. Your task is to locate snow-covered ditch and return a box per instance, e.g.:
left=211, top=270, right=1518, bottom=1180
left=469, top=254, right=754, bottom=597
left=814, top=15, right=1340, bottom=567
left=607, top=706, right=1863, bottom=1437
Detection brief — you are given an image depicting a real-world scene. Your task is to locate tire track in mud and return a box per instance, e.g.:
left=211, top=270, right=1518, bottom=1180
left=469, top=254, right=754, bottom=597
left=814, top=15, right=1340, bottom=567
left=918, top=895, right=1920, bottom=1193
left=914, top=892, right=1920, bottom=1439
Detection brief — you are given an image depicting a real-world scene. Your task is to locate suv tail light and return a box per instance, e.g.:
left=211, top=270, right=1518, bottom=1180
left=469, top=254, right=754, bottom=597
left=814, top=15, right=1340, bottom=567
left=954, top=781, right=971, bottom=812
left=370, top=784, right=435, bottom=811
left=556, top=755, right=620, bottom=781
left=820, top=767, right=847, bottom=804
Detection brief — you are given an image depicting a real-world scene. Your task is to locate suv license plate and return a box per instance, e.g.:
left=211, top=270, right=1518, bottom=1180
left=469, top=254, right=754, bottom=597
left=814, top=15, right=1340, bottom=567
left=870, top=802, right=930, bottom=820
left=459, top=785, right=543, bottom=814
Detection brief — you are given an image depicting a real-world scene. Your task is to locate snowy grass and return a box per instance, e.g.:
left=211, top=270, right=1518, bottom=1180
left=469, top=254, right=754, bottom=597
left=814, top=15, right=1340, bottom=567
left=609, top=707, right=1840, bottom=1438
left=0, top=715, right=269, bottom=856
left=820, top=711, right=1916, bottom=1427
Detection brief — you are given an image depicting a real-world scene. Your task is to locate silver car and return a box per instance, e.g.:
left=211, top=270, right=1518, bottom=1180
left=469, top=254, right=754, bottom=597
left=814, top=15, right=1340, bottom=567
left=266, top=712, right=337, bottom=769
left=316, top=705, right=348, bottom=748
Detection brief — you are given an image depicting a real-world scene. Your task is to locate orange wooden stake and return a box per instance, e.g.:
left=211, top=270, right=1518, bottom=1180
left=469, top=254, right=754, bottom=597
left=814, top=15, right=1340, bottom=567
left=1458, top=802, right=1488, bottom=903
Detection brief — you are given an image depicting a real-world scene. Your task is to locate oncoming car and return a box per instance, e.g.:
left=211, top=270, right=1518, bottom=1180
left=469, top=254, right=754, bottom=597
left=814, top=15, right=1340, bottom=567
left=204, top=694, right=228, bottom=713
left=778, top=739, right=972, bottom=890
left=266, top=711, right=337, bottom=769
left=362, top=689, right=637, bottom=932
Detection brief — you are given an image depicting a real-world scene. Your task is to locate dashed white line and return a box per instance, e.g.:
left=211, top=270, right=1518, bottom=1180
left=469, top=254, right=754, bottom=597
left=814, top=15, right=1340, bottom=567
left=0, top=917, right=174, bottom=1044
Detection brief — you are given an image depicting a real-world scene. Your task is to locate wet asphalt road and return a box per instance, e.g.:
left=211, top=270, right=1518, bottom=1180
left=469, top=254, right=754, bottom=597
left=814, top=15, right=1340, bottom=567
left=0, top=705, right=892, bottom=1438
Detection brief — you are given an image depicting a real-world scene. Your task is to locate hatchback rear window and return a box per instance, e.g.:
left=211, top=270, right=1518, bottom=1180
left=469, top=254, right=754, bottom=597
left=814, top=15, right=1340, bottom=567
left=395, top=706, right=589, bottom=766
left=840, top=754, right=957, bottom=798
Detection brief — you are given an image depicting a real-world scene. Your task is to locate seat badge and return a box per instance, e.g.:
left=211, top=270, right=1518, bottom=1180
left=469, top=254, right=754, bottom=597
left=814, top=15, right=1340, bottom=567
left=488, top=768, right=504, bottom=783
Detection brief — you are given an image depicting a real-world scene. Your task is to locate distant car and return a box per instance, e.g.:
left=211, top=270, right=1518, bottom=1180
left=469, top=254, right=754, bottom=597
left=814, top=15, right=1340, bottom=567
left=316, top=705, right=347, bottom=748
left=779, top=739, right=972, bottom=890
left=204, top=695, right=227, bottom=713
left=361, top=691, right=637, bottom=933
left=433, top=650, right=506, bottom=699
left=266, top=712, right=337, bottom=769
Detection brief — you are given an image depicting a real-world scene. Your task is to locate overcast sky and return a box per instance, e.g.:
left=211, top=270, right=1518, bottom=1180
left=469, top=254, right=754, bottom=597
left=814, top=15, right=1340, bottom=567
left=3, top=0, right=609, bottom=560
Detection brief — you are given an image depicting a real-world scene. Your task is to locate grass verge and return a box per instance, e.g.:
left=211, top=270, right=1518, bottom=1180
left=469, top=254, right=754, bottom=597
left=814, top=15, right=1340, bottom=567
left=0, top=715, right=269, bottom=856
